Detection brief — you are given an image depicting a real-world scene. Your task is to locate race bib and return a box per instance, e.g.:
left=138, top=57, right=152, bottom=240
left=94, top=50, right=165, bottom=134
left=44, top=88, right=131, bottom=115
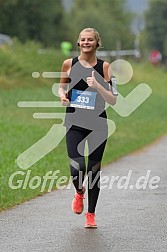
left=70, top=89, right=97, bottom=110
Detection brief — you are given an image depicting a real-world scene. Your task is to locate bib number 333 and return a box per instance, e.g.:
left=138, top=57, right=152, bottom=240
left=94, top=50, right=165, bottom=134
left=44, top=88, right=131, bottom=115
left=70, top=89, right=97, bottom=110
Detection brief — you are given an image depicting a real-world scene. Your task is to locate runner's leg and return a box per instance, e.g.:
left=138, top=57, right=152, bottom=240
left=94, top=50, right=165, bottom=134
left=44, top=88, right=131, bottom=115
left=87, top=130, right=108, bottom=213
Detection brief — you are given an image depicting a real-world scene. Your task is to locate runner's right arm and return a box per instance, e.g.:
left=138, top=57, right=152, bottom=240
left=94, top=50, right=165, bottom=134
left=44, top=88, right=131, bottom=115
left=58, top=59, right=72, bottom=106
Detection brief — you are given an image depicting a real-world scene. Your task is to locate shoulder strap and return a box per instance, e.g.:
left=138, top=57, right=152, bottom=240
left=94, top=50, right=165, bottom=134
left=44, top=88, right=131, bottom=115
left=72, top=57, right=78, bottom=66
left=95, top=58, right=104, bottom=77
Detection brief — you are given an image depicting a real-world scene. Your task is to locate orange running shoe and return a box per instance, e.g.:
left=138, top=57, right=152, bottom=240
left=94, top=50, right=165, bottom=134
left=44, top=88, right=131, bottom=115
left=71, top=187, right=85, bottom=214
left=84, top=212, right=97, bottom=228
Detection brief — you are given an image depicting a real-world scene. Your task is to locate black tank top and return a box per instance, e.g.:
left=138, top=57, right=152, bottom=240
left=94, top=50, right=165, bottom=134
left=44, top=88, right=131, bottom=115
left=64, top=57, right=108, bottom=131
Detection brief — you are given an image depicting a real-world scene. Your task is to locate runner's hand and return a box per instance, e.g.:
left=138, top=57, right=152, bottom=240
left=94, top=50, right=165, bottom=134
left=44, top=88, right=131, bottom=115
left=60, top=95, right=69, bottom=106
left=87, top=71, right=99, bottom=89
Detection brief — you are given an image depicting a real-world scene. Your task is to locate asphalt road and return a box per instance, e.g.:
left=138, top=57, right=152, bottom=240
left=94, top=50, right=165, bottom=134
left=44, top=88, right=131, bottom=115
left=0, top=135, right=167, bottom=252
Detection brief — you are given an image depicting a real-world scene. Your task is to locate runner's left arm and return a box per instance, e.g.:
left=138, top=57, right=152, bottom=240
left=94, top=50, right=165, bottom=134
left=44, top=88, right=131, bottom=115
left=86, top=62, right=117, bottom=106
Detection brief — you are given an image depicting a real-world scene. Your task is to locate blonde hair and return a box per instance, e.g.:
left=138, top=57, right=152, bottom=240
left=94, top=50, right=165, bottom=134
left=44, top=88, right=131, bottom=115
left=77, top=27, right=102, bottom=47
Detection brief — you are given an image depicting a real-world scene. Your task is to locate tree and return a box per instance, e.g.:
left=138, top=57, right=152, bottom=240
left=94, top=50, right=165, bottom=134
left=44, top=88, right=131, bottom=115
left=0, top=0, right=65, bottom=47
left=63, top=0, right=134, bottom=51
left=145, top=0, right=167, bottom=59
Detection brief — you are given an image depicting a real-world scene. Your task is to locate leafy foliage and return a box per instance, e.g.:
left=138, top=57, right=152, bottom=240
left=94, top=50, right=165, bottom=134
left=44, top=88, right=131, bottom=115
left=145, top=0, right=167, bottom=59
left=64, top=0, right=134, bottom=50
left=0, top=0, right=134, bottom=50
left=0, top=0, right=64, bottom=47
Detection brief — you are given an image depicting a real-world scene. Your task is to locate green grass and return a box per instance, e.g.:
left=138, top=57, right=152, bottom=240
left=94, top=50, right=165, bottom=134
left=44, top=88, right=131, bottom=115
left=0, top=42, right=167, bottom=211
left=104, top=62, right=167, bottom=162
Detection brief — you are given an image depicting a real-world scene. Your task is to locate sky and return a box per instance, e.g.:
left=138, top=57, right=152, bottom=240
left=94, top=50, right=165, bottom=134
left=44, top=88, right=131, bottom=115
left=126, top=0, right=149, bottom=33
left=126, top=0, right=149, bottom=13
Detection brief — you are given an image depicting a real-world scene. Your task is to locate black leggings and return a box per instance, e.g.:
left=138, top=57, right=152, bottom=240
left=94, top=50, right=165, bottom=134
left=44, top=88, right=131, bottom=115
left=66, top=127, right=107, bottom=213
